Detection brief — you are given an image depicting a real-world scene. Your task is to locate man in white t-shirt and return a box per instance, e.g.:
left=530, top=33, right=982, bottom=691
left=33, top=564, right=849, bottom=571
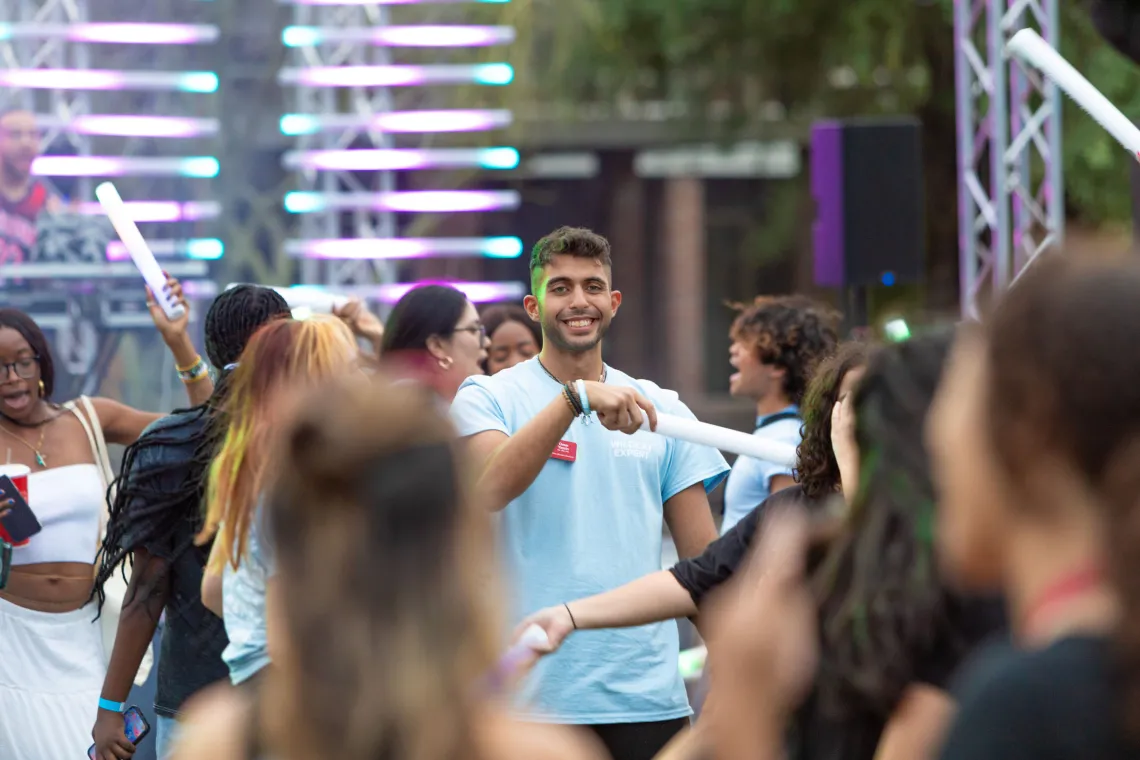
left=721, top=295, right=840, bottom=533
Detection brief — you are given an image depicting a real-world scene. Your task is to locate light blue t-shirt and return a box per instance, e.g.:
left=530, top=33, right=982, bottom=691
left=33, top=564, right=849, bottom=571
left=720, top=406, right=801, bottom=534
left=450, top=358, right=729, bottom=724
left=221, top=504, right=273, bottom=684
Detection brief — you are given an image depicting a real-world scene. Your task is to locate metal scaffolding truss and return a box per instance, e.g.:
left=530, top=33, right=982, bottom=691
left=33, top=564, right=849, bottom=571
left=955, top=0, right=1064, bottom=318
left=288, top=3, right=398, bottom=291
left=0, top=0, right=219, bottom=398
left=0, top=0, right=94, bottom=202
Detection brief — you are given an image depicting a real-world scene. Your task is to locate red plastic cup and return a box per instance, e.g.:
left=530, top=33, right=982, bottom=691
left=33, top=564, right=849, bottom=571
left=0, top=463, right=31, bottom=546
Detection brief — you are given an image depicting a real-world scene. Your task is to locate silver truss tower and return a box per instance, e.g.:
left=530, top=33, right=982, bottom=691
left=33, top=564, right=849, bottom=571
left=953, top=0, right=1057, bottom=319
left=955, top=0, right=1064, bottom=317
left=0, top=0, right=219, bottom=400
left=288, top=3, right=397, bottom=292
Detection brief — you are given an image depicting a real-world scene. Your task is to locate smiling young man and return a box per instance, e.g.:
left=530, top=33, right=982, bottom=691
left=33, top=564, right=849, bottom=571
left=450, top=226, right=730, bottom=760
left=720, top=295, right=840, bottom=533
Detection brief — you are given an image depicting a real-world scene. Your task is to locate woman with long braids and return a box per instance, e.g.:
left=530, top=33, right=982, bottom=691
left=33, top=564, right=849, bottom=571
left=698, top=331, right=1005, bottom=760
left=197, top=315, right=361, bottom=687
left=514, top=341, right=870, bottom=659
left=172, top=375, right=606, bottom=760
left=0, top=277, right=214, bottom=759
left=928, top=257, right=1140, bottom=759
left=90, top=285, right=292, bottom=760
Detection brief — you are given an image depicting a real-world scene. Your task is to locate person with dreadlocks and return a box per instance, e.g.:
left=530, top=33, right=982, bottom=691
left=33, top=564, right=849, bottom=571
left=90, top=285, right=292, bottom=760
left=196, top=315, right=362, bottom=690
left=698, top=330, right=1006, bottom=760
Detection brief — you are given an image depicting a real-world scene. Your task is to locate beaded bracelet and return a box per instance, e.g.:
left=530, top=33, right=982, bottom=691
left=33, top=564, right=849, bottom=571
left=177, top=356, right=209, bottom=384
left=563, top=385, right=583, bottom=417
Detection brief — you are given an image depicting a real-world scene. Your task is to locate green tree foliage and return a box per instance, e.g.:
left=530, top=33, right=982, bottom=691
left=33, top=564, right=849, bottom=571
left=502, top=0, right=1140, bottom=224
left=1059, top=0, right=1140, bottom=226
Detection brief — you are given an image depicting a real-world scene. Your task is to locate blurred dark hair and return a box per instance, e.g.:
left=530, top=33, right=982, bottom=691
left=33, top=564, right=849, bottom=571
left=729, top=295, right=842, bottom=404
left=267, top=375, right=499, bottom=760
left=381, top=285, right=470, bottom=355
left=813, top=328, right=956, bottom=718
left=0, top=309, right=55, bottom=400
left=796, top=341, right=872, bottom=499
left=983, top=255, right=1140, bottom=740
left=529, top=226, right=612, bottom=293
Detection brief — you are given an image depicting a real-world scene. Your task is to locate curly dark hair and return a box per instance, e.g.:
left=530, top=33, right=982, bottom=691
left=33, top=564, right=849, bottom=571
left=729, top=295, right=842, bottom=405
left=812, top=328, right=957, bottom=718
left=795, top=341, right=872, bottom=499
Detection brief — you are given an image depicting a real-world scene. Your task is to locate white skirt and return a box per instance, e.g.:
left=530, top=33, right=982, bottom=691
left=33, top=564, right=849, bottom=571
left=0, top=596, right=106, bottom=759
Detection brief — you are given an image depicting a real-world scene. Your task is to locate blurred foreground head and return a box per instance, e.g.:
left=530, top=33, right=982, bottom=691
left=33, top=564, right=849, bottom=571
left=931, top=255, right=1140, bottom=587
left=267, top=374, right=499, bottom=760
left=929, top=253, right=1140, bottom=737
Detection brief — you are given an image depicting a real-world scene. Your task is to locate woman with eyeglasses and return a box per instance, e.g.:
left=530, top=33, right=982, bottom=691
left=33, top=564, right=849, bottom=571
left=380, top=284, right=490, bottom=403
left=0, top=278, right=214, bottom=760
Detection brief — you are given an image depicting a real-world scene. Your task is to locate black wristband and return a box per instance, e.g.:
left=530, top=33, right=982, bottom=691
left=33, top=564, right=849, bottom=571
left=564, top=384, right=584, bottom=416
left=565, top=603, right=578, bottom=629
left=561, top=387, right=578, bottom=415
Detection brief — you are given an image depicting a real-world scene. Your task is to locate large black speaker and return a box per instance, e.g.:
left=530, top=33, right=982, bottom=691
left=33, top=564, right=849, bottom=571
left=811, top=118, right=925, bottom=288
left=1091, top=0, right=1140, bottom=65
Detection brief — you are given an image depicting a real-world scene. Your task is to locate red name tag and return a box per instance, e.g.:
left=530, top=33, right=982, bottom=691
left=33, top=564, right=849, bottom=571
left=551, top=440, right=577, bottom=462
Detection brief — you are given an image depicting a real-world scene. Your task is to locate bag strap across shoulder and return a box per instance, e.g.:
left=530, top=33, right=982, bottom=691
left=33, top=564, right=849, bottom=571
left=755, top=410, right=800, bottom=431
left=62, top=396, right=116, bottom=539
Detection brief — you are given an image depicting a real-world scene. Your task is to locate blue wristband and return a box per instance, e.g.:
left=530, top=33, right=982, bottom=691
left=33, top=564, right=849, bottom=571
left=98, top=698, right=126, bottom=713
left=575, top=379, right=590, bottom=416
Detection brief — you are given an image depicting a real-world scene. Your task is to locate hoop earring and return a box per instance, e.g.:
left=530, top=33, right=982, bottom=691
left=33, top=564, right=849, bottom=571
left=37, top=380, right=45, bottom=396
left=438, top=356, right=454, bottom=370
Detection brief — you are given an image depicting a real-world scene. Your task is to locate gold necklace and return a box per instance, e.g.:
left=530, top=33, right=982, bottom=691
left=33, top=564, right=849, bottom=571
left=0, top=420, right=48, bottom=468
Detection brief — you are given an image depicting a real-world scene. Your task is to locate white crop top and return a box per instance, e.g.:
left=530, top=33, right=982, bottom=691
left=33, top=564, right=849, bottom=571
left=11, top=463, right=104, bottom=565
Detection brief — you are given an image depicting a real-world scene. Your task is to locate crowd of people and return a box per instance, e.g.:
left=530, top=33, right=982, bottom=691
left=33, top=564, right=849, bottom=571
left=0, top=224, right=1136, bottom=760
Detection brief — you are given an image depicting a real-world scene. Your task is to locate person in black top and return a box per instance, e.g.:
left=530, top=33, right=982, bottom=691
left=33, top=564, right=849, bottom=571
left=90, top=285, right=292, bottom=760
left=927, top=256, right=1140, bottom=760
left=657, top=330, right=1006, bottom=760
left=514, top=341, right=870, bottom=644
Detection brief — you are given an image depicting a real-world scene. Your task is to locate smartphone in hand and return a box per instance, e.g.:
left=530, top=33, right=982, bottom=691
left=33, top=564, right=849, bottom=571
left=88, top=706, right=151, bottom=759
left=0, top=475, right=40, bottom=544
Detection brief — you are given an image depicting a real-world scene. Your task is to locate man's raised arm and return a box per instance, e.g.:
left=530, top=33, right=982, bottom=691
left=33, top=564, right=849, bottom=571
left=453, top=380, right=657, bottom=512
left=462, top=392, right=576, bottom=512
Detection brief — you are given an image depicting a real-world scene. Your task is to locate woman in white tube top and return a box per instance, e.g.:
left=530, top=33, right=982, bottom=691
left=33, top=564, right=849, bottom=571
left=0, top=278, right=214, bottom=760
